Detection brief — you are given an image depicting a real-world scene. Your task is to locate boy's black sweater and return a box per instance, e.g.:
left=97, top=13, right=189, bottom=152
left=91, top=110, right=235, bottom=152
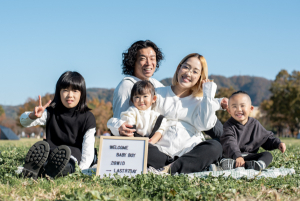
left=220, top=117, right=281, bottom=159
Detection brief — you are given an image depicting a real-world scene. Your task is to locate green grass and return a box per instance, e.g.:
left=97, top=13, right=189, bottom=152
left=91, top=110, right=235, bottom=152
left=280, top=137, right=300, bottom=146
left=0, top=138, right=41, bottom=147
left=0, top=139, right=300, bottom=200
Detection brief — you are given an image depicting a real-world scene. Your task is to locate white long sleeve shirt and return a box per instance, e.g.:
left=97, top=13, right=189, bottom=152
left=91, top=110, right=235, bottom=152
left=107, top=106, right=167, bottom=136
left=20, top=110, right=95, bottom=170
left=152, top=82, right=223, bottom=157
left=110, top=75, right=164, bottom=135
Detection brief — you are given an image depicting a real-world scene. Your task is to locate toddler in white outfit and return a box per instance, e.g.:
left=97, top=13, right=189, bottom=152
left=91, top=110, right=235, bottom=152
left=107, top=80, right=167, bottom=143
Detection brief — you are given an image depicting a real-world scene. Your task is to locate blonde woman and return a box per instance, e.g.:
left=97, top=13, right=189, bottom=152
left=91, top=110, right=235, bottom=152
left=145, top=53, right=227, bottom=174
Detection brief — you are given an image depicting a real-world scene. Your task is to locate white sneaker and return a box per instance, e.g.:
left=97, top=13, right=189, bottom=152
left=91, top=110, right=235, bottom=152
left=208, top=164, right=222, bottom=171
left=147, top=166, right=169, bottom=175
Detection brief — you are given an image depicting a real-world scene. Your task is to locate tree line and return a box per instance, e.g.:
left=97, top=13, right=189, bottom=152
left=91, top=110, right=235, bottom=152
left=0, top=70, right=299, bottom=137
left=0, top=94, right=113, bottom=136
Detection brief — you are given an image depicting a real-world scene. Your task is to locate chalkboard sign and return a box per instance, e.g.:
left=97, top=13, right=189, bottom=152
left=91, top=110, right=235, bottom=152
left=96, top=136, right=149, bottom=178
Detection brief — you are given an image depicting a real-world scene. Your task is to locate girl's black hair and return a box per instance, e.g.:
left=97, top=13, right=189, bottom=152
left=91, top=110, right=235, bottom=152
left=122, top=40, right=164, bottom=76
left=130, top=80, right=156, bottom=103
left=51, top=71, right=90, bottom=112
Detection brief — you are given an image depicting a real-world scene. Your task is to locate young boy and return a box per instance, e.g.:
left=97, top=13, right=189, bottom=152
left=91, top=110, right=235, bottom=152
left=220, top=91, right=286, bottom=171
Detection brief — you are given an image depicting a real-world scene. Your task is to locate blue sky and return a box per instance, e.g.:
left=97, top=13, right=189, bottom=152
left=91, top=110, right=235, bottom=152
left=0, top=1, right=299, bottom=106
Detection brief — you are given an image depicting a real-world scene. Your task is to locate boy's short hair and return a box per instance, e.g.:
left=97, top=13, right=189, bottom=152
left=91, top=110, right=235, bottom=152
left=130, top=80, right=156, bottom=103
left=229, top=90, right=251, bottom=104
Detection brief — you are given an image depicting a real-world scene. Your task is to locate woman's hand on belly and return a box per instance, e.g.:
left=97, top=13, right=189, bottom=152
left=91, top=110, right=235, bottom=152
left=118, top=123, right=136, bottom=137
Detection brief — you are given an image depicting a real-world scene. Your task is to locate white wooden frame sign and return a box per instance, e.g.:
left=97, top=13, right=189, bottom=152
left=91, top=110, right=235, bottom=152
left=96, top=136, right=148, bottom=178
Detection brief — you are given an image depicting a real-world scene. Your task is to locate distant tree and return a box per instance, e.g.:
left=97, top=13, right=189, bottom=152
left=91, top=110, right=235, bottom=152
left=260, top=70, right=300, bottom=137
left=288, top=70, right=300, bottom=135
left=258, top=99, right=275, bottom=131
left=1, top=105, right=22, bottom=135
left=215, top=87, right=235, bottom=124
left=0, top=105, right=5, bottom=122
left=88, top=98, right=113, bottom=135
left=0, top=105, right=4, bottom=116
left=0, top=118, right=19, bottom=134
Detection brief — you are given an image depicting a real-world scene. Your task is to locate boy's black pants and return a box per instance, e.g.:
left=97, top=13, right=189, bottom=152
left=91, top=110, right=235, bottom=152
left=148, top=140, right=223, bottom=174
left=243, top=151, right=273, bottom=167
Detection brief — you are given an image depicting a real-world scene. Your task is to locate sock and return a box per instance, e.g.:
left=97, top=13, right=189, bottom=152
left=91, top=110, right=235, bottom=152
left=257, top=160, right=266, bottom=169
left=70, top=155, right=78, bottom=163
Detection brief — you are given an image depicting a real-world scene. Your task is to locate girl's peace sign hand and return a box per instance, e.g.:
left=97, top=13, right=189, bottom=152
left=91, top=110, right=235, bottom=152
left=29, top=95, right=52, bottom=120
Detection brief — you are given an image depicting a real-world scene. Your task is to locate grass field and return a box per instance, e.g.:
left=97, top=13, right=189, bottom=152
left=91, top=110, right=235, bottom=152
left=0, top=138, right=299, bottom=200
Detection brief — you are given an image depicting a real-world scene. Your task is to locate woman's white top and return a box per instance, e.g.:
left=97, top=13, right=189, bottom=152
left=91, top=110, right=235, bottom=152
left=153, top=82, right=222, bottom=158
left=19, top=110, right=95, bottom=170
left=107, top=106, right=167, bottom=137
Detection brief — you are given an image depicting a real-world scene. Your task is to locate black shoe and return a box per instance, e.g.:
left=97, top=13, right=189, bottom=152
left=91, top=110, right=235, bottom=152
left=44, top=145, right=71, bottom=178
left=21, top=141, right=50, bottom=180
left=245, top=161, right=262, bottom=171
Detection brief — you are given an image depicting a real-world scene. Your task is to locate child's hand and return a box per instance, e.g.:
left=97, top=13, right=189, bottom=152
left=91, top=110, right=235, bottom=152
left=278, top=142, right=286, bottom=153
left=221, top=98, right=228, bottom=110
left=29, top=95, right=51, bottom=120
left=149, top=132, right=162, bottom=144
left=235, top=157, right=245, bottom=167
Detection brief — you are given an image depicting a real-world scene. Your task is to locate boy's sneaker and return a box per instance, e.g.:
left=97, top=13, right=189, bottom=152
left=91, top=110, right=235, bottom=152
left=21, top=141, right=50, bottom=180
left=245, top=161, right=262, bottom=171
left=207, top=164, right=223, bottom=171
left=44, top=145, right=71, bottom=178
left=220, top=158, right=236, bottom=170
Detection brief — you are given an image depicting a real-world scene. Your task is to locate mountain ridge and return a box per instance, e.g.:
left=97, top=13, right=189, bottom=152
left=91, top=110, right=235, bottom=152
left=1, top=75, right=272, bottom=119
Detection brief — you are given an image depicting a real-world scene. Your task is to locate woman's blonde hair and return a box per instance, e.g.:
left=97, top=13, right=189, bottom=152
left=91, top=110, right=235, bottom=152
left=172, top=53, right=208, bottom=97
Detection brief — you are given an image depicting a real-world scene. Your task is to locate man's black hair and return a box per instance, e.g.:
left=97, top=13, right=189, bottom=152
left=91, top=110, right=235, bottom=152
left=122, top=40, right=164, bottom=76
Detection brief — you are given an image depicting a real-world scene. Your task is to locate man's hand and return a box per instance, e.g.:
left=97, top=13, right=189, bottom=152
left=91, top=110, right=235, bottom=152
left=118, top=123, right=136, bottom=137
